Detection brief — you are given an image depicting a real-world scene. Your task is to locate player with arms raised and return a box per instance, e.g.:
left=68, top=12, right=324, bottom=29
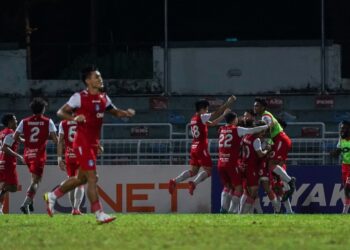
left=254, top=98, right=296, bottom=201
left=168, top=96, right=236, bottom=196
left=218, top=112, right=268, bottom=213
left=0, top=114, right=25, bottom=214
left=13, top=98, right=58, bottom=214
left=44, top=66, right=135, bottom=224
left=57, top=119, right=85, bottom=215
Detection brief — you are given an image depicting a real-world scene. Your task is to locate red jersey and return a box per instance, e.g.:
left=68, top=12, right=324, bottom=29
left=68, top=90, right=109, bottom=146
left=59, top=120, right=77, bottom=162
left=0, top=128, right=18, bottom=167
left=190, top=113, right=211, bottom=150
left=241, top=134, right=261, bottom=167
left=17, top=115, right=56, bottom=162
left=218, top=125, right=242, bottom=168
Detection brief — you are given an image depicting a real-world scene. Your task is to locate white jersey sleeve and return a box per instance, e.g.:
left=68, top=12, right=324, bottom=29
left=337, top=138, right=341, bottom=149
left=58, top=122, right=64, bottom=135
left=262, top=115, right=273, bottom=126
left=253, top=138, right=263, bottom=152
left=49, top=119, right=57, bottom=133
left=15, top=120, right=24, bottom=134
left=237, top=125, right=268, bottom=137
left=200, top=113, right=212, bottom=124
left=66, top=93, right=81, bottom=109
left=3, top=134, right=15, bottom=147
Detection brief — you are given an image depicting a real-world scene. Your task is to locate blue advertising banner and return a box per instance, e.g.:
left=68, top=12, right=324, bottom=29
left=211, top=165, right=344, bottom=214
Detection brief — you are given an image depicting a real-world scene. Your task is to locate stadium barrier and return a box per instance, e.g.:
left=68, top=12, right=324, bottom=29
left=212, top=165, right=344, bottom=213
left=4, top=165, right=210, bottom=214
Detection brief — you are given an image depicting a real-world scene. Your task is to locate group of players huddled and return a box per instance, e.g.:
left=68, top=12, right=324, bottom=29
left=0, top=67, right=349, bottom=222
left=169, top=96, right=297, bottom=214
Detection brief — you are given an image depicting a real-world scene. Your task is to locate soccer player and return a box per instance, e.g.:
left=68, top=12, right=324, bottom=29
left=218, top=113, right=268, bottom=213
left=254, top=98, right=296, bottom=201
left=13, top=98, right=58, bottom=214
left=330, top=120, right=350, bottom=214
left=243, top=109, right=255, bottom=127
left=44, top=66, right=135, bottom=224
left=168, top=96, right=236, bottom=196
left=57, top=119, right=85, bottom=215
left=0, top=114, right=25, bottom=214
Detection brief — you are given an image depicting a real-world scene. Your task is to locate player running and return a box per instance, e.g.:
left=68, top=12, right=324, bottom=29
left=57, top=120, right=85, bottom=215
left=13, top=98, right=58, bottom=214
left=253, top=98, right=296, bottom=201
left=218, top=112, right=268, bottom=213
left=0, top=114, right=25, bottom=214
left=44, top=66, right=135, bottom=224
left=330, top=120, right=350, bottom=214
left=168, top=96, right=236, bottom=196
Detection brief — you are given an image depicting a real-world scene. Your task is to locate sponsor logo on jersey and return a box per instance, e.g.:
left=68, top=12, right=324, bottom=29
left=95, top=104, right=100, bottom=111
left=96, top=112, right=104, bottom=118
left=88, top=159, right=94, bottom=167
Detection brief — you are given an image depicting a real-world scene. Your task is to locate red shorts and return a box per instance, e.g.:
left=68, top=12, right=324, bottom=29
left=245, top=163, right=259, bottom=187
left=66, top=160, right=80, bottom=177
left=271, top=132, right=292, bottom=161
left=342, top=164, right=350, bottom=186
left=25, top=157, right=46, bottom=177
left=0, top=164, right=18, bottom=186
left=73, top=144, right=98, bottom=171
left=218, top=166, right=242, bottom=187
left=189, top=147, right=212, bottom=167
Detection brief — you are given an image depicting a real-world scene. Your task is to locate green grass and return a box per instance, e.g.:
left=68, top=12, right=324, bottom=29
left=1, top=214, right=350, bottom=250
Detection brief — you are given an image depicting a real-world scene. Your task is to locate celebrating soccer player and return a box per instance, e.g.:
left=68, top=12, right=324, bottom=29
left=13, top=98, right=58, bottom=214
left=330, top=120, right=350, bottom=214
left=168, top=96, right=236, bottom=196
left=218, top=113, right=268, bottom=213
left=253, top=98, right=296, bottom=202
left=57, top=119, right=85, bottom=215
left=44, top=66, right=135, bottom=224
left=0, top=114, right=25, bottom=214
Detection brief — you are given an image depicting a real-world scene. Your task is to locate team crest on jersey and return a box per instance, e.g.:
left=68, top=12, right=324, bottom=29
left=88, top=159, right=95, bottom=167
left=95, top=104, right=100, bottom=112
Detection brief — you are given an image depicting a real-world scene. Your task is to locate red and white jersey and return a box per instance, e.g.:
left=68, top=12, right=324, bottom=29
left=241, top=134, right=263, bottom=166
left=16, top=115, right=56, bottom=160
left=66, top=90, right=113, bottom=146
left=0, top=128, right=18, bottom=167
left=218, top=125, right=242, bottom=168
left=190, top=113, right=211, bottom=149
left=59, top=120, right=77, bottom=161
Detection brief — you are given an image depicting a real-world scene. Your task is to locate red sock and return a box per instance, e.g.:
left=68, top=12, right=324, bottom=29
left=27, top=191, right=36, bottom=199
left=91, top=200, right=102, bottom=213
left=223, top=187, right=230, bottom=193
left=53, top=187, right=65, bottom=199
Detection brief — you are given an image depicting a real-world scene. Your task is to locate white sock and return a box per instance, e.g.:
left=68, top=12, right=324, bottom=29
left=271, top=198, right=281, bottom=213
left=69, top=190, right=75, bottom=208
left=74, top=186, right=84, bottom=210
left=283, top=199, right=293, bottom=214
left=282, top=181, right=290, bottom=192
left=241, top=198, right=254, bottom=214
left=0, top=203, right=3, bottom=213
left=221, top=190, right=231, bottom=211
left=49, top=191, right=57, bottom=200
left=272, top=165, right=291, bottom=183
left=229, top=195, right=241, bottom=214
left=193, top=171, right=209, bottom=185
left=239, top=194, right=247, bottom=213
left=254, top=198, right=263, bottom=214
left=343, top=205, right=350, bottom=214
left=174, top=170, right=192, bottom=183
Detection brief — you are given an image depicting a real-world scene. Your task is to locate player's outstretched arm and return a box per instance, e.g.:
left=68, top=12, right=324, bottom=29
left=237, top=125, right=269, bottom=137
left=207, top=108, right=231, bottom=127
left=57, top=104, right=75, bottom=121
left=210, top=95, right=236, bottom=120
left=107, top=107, right=135, bottom=118
left=2, top=144, right=25, bottom=164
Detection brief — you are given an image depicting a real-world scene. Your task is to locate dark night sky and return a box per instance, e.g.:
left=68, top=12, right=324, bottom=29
left=1, top=0, right=350, bottom=44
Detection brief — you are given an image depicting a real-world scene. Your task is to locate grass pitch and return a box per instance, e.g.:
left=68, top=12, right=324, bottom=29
left=1, top=214, right=350, bottom=250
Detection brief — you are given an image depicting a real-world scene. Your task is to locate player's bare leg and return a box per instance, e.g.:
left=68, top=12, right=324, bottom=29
left=168, top=167, right=198, bottom=195
left=269, top=160, right=296, bottom=201
left=0, top=185, right=17, bottom=214
left=261, top=179, right=280, bottom=213
left=228, top=186, right=243, bottom=214
left=220, top=185, right=232, bottom=213
left=21, top=174, right=40, bottom=214
left=189, top=166, right=211, bottom=195
left=241, top=186, right=258, bottom=214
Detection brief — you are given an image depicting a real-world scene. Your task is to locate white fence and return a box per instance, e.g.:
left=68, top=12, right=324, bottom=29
left=44, top=138, right=340, bottom=166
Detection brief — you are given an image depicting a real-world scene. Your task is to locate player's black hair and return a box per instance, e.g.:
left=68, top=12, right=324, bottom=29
left=341, top=120, right=350, bottom=127
left=245, top=109, right=256, bottom=117
left=225, top=112, right=237, bottom=124
left=1, top=113, right=15, bottom=127
left=254, top=98, right=268, bottom=108
left=30, top=97, right=47, bottom=115
left=81, top=65, right=98, bottom=85
left=195, top=99, right=210, bottom=112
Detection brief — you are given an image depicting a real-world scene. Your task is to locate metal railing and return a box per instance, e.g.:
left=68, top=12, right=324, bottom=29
left=43, top=138, right=340, bottom=166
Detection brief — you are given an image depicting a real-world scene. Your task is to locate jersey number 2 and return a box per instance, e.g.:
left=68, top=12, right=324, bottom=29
left=30, top=127, right=40, bottom=143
